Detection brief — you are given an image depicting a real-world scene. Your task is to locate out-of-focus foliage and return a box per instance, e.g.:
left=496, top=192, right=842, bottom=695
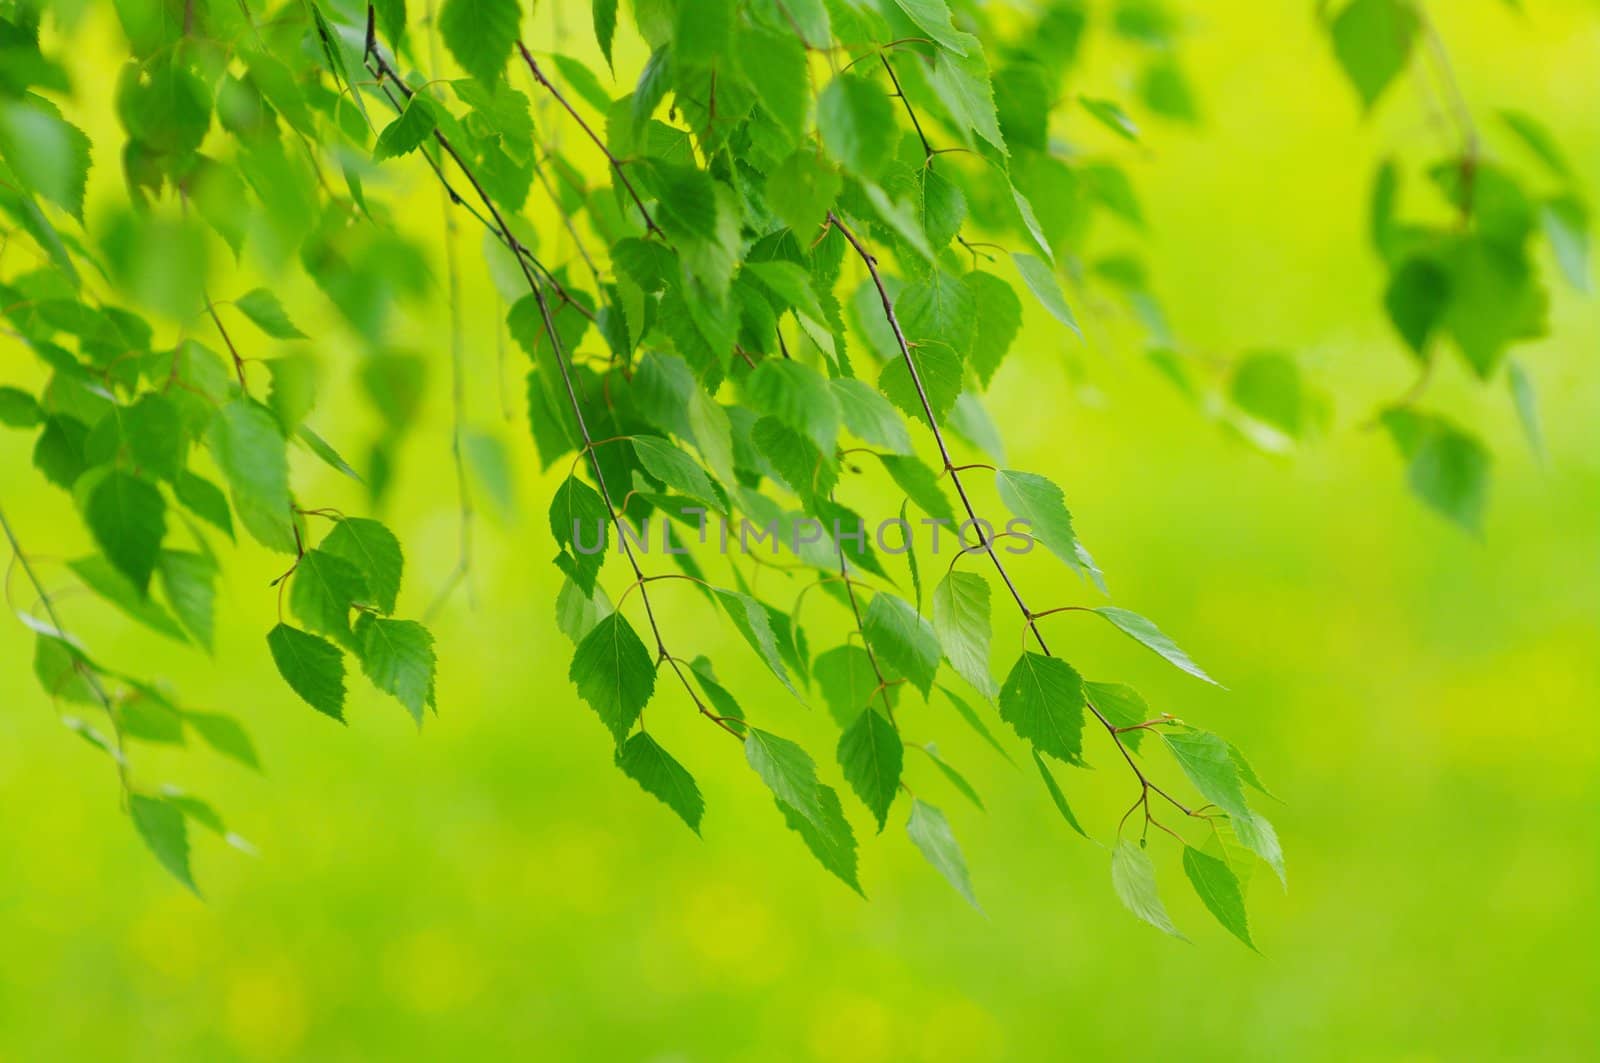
left=0, top=0, right=1590, bottom=975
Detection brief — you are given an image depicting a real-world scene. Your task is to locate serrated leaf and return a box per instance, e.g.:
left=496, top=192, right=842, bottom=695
left=267, top=623, right=345, bottom=721
left=593, top=0, right=618, bottom=66
left=714, top=588, right=799, bottom=696
left=320, top=517, right=404, bottom=614
left=1094, top=607, right=1217, bottom=684
left=208, top=399, right=294, bottom=553
left=83, top=469, right=165, bottom=594
left=569, top=612, right=655, bottom=743
left=616, top=732, right=703, bottom=833
left=68, top=554, right=185, bottom=642
left=632, top=435, right=720, bottom=510
left=291, top=549, right=368, bottom=649
left=994, top=469, right=1077, bottom=570
left=746, top=728, right=827, bottom=827
left=775, top=779, right=862, bottom=893
left=1162, top=726, right=1250, bottom=822
left=1183, top=846, right=1256, bottom=950
left=355, top=615, right=436, bottom=723
left=131, top=794, right=197, bottom=894
left=157, top=550, right=216, bottom=651
left=932, top=570, right=996, bottom=699
left=1033, top=748, right=1087, bottom=837
left=832, top=379, right=912, bottom=455
left=818, top=75, right=896, bottom=180
left=838, top=708, right=902, bottom=830
left=965, top=271, right=1022, bottom=387
left=556, top=574, right=613, bottom=644
left=1112, top=840, right=1185, bottom=939
left=235, top=288, right=308, bottom=340
left=998, top=652, right=1084, bottom=764
left=742, top=359, right=841, bottom=457
left=1083, top=680, right=1149, bottom=752
left=907, top=799, right=981, bottom=911
left=862, top=592, right=940, bottom=698
left=939, top=684, right=1011, bottom=760
left=815, top=644, right=896, bottom=729
left=439, top=0, right=521, bottom=85
left=1012, top=252, right=1079, bottom=334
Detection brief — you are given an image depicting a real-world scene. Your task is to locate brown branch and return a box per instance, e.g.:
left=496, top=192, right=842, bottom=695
left=827, top=211, right=1196, bottom=818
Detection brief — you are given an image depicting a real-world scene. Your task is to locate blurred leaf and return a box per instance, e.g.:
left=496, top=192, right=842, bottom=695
left=235, top=289, right=308, bottom=340
left=83, top=468, right=165, bottom=595
left=1328, top=0, right=1418, bottom=112
left=130, top=794, right=197, bottom=895
left=1112, top=840, right=1184, bottom=939
left=906, top=799, right=981, bottom=911
left=818, top=75, right=895, bottom=180
left=439, top=0, right=521, bottom=85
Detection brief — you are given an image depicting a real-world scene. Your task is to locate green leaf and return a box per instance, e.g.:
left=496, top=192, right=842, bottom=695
left=1381, top=410, right=1491, bottom=533
left=550, top=474, right=612, bottom=595
left=965, top=271, right=1022, bottom=388
left=1542, top=197, right=1589, bottom=293
left=266, top=623, right=345, bottom=722
left=174, top=471, right=233, bottom=539
left=1384, top=256, right=1451, bottom=358
left=569, top=613, right=655, bottom=743
left=1162, top=726, right=1250, bottom=821
left=994, top=469, right=1077, bottom=570
left=593, top=0, right=618, bottom=67
left=1111, top=840, right=1185, bottom=939
left=632, top=435, right=720, bottom=510
left=745, top=728, right=828, bottom=827
left=186, top=711, right=260, bottom=770
left=0, top=386, right=42, bottom=428
left=1230, top=352, right=1310, bottom=439
left=208, top=399, right=294, bottom=553
left=1093, top=607, right=1218, bottom=685
left=926, top=45, right=1005, bottom=154
left=68, top=554, right=184, bottom=642
left=932, top=570, right=996, bottom=699
left=815, top=644, right=896, bottom=729
left=714, top=588, right=800, bottom=696
left=878, top=454, right=954, bottom=525
left=1182, top=846, right=1257, bottom=950
left=879, top=342, right=963, bottom=426
left=83, top=469, right=165, bottom=595
left=838, top=708, right=903, bottom=830
left=890, top=0, right=970, bottom=55
left=1033, top=748, right=1087, bottom=837
left=1011, top=252, right=1079, bottom=334
left=0, top=100, right=91, bottom=219
left=355, top=615, right=437, bottom=724
left=375, top=93, right=438, bottom=163
left=1083, top=680, right=1150, bottom=751
left=998, top=652, right=1085, bottom=764
left=906, top=799, right=981, bottom=911
left=320, top=518, right=404, bottom=614
left=616, top=732, right=703, bottom=833
left=372, top=0, right=408, bottom=44
left=290, top=549, right=368, bottom=649
left=1507, top=360, right=1545, bottom=462
left=832, top=378, right=913, bottom=455
left=818, top=74, right=896, bottom=180
left=939, top=684, right=1011, bottom=760
left=120, top=394, right=183, bottom=481
left=157, top=550, right=217, bottom=651
left=1329, top=0, right=1418, bottom=112
left=775, top=779, right=862, bottom=894
left=130, top=794, right=198, bottom=895
left=920, top=743, right=984, bottom=810
left=766, top=150, right=842, bottom=237
left=863, top=592, right=941, bottom=697
left=1500, top=109, right=1570, bottom=179
left=742, top=359, right=841, bottom=457
left=235, top=288, right=308, bottom=340
left=439, top=0, right=521, bottom=85
left=1080, top=96, right=1139, bottom=141
left=898, top=269, right=976, bottom=363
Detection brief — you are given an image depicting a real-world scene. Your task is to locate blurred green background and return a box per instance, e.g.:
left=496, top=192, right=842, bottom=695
left=2, top=2, right=1597, bottom=1059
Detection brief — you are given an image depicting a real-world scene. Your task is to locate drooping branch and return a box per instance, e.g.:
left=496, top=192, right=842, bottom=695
left=827, top=211, right=1196, bottom=821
